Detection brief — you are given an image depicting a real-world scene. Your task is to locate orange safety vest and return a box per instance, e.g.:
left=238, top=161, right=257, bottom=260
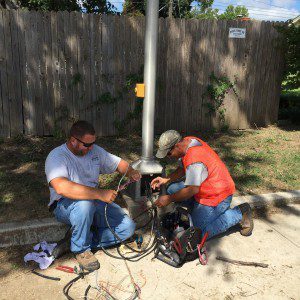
left=182, top=136, right=235, bottom=207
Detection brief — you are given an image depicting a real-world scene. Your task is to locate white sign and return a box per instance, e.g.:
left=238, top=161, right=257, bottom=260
left=229, top=28, right=246, bottom=39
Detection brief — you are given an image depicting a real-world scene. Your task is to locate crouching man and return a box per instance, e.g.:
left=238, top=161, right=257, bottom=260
left=151, top=130, right=253, bottom=239
left=45, top=120, right=141, bottom=271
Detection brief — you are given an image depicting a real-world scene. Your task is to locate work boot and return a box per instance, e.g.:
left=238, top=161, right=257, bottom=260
left=238, top=203, right=254, bottom=236
left=75, top=250, right=100, bottom=272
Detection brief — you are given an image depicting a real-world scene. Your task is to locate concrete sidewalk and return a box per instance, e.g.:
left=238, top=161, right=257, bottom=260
left=0, top=190, right=299, bottom=248
left=1, top=203, right=299, bottom=300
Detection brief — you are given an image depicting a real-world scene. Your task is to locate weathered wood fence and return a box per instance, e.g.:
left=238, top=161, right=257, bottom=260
left=0, top=9, right=284, bottom=137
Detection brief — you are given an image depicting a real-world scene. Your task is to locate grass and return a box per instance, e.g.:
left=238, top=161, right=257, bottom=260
left=0, top=125, right=299, bottom=223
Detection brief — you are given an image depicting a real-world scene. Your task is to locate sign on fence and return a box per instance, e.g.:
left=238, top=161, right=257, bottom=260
left=229, top=28, right=246, bottom=38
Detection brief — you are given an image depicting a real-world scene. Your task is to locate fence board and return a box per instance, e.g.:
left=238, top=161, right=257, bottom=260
left=56, top=11, right=65, bottom=131
left=35, top=12, right=48, bottom=135
left=180, top=19, right=188, bottom=133
left=197, top=19, right=208, bottom=130
left=101, top=14, right=112, bottom=136
left=112, top=15, right=121, bottom=135
left=156, top=17, right=166, bottom=134
left=3, top=10, right=13, bottom=136
left=227, top=20, right=244, bottom=129
left=64, top=11, right=74, bottom=130
left=50, top=12, right=59, bottom=135
left=16, top=10, right=28, bottom=134
left=165, top=18, right=176, bottom=130
left=8, top=11, right=23, bottom=135
left=76, top=13, right=85, bottom=122
left=173, top=19, right=181, bottom=131
left=93, top=14, right=102, bottom=135
left=33, top=11, right=43, bottom=136
left=86, top=14, right=95, bottom=123
left=26, top=11, right=39, bottom=134
left=241, top=21, right=251, bottom=129
left=270, top=26, right=284, bottom=123
left=0, top=10, right=10, bottom=137
left=184, top=19, right=194, bottom=133
left=42, top=12, right=50, bottom=134
left=188, top=19, right=199, bottom=133
left=69, top=12, right=78, bottom=123
left=127, top=17, right=139, bottom=133
left=90, top=14, right=97, bottom=127
left=0, top=11, right=285, bottom=137
left=135, top=17, right=145, bottom=134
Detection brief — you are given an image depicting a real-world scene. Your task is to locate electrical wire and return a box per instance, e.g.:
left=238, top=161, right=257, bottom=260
left=249, top=0, right=299, bottom=11
left=211, top=3, right=298, bottom=18
left=213, top=0, right=298, bottom=11
left=103, top=203, right=158, bottom=260
left=63, top=271, right=90, bottom=300
left=117, top=163, right=130, bottom=192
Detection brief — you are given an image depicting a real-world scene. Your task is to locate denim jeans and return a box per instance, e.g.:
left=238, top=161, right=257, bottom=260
left=54, top=198, right=136, bottom=253
left=167, top=181, right=242, bottom=239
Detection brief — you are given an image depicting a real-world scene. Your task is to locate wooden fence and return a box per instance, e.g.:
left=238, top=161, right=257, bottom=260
left=0, top=9, right=284, bottom=137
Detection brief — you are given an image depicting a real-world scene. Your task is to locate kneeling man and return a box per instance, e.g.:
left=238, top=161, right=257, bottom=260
left=151, top=130, right=253, bottom=239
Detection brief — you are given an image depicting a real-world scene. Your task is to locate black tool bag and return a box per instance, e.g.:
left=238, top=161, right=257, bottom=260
left=155, top=207, right=203, bottom=267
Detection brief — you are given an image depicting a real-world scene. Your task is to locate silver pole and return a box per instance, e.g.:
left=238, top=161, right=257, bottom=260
left=142, top=0, right=159, bottom=159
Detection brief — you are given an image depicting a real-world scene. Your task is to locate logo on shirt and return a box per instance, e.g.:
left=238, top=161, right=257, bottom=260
left=92, top=156, right=99, bottom=162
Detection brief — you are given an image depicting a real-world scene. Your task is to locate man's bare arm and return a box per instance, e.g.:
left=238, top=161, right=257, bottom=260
left=154, top=185, right=199, bottom=207
left=151, top=167, right=185, bottom=189
left=50, top=177, right=117, bottom=203
left=169, top=185, right=199, bottom=202
left=117, top=159, right=141, bottom=181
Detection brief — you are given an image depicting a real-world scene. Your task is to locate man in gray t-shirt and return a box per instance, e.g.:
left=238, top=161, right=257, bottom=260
left=45, top=120, right=141, bottom=271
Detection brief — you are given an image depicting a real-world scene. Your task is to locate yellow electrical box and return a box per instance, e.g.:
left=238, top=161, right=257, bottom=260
left=135, top=83, right=145, bottom=98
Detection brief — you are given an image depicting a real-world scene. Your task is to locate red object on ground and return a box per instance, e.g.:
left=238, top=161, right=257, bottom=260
left=55, top=265, right=75, bottom=273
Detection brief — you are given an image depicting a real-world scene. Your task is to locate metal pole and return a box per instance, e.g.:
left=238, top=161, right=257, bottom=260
left=142, top=0, right=159, bottom=159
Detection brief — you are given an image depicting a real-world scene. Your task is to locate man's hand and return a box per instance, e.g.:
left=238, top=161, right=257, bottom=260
left=99, top=189, right=117, bottom=203
left=150, top=177, right=170, bottom=190
left=154, top=195, right=172, bottom=208
left=127, top=169, right=141, bottom=182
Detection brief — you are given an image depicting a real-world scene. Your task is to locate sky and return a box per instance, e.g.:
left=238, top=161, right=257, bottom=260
left=109, top=0, right=300, bottom=21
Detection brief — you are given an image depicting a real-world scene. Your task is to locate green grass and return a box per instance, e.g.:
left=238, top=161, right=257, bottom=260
left=0, top=125, right=299, bottom=223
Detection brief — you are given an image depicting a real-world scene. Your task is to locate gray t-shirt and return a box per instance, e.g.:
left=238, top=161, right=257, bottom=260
left=179, top=139, right=208, bottom=187
left=45, top=143, right=121, bottom=206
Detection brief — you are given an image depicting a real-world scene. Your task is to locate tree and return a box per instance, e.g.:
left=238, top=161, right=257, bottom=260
left=188, top=1, right=248, bottom=20
left=276, top=23, right=300, bottom=90
left=218, top=4, right=249, bottom=20
left=123, top=0, right=145, bottom=16
left=82, top=0, right=118, bottom=14
left=3, top=0, right=117, bottom=13
left=0, top=0, right=20, bottom=9
left=188, top=7, right=219, bottom=20
left=123, top=0, right=193, bottom=18
left=17, top=0, right=80, bottom=11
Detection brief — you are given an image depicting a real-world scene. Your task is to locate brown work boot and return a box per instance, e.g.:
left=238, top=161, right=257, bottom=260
left=238, top=203, right=254, bottom=236
left=75, top=250, right=100, bottom=272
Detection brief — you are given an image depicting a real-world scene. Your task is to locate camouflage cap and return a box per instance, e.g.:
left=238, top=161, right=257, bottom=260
left=156, top=130, right=182, bottom=158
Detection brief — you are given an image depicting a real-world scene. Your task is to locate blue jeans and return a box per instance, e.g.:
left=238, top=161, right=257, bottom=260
left=167, top=181, right=242, bottom=239
left=54, top=198, right=136, bottom=253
